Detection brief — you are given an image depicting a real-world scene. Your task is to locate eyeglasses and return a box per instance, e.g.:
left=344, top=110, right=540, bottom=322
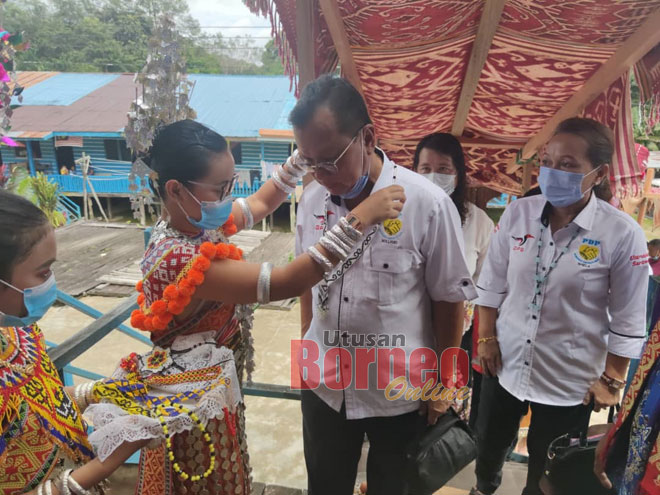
left=187, top=173, right=239, bottom=201
left=294, top=131, right=361, bottom=176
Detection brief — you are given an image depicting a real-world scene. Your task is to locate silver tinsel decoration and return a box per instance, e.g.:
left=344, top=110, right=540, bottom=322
left=0, top=31, right=28, bottom=149
left=125, top=15, right=197, bottom=220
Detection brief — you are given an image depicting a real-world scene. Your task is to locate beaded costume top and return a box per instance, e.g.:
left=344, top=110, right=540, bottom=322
left=0, top=325, right=93, bottom=494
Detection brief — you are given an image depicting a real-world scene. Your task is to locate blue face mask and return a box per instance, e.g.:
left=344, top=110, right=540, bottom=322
left=0, top=274, right=57, bottom=327
left=538, top=166, right=601, bottom=208
left=178, top=188, right=233, bottom=231
left=339, top=134, right=370, bottom=200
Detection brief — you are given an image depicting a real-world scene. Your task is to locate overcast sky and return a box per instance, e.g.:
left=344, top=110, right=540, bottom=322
left=187, top=0, right=273, bottom=46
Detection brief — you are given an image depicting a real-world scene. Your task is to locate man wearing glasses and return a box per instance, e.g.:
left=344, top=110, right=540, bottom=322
left=292, top=75, right=477, bottom=495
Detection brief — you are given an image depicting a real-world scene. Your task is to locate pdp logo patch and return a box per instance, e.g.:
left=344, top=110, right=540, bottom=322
left=380, top=218, right=403, bottom=239
left=574, top=238, right=601, bottom=265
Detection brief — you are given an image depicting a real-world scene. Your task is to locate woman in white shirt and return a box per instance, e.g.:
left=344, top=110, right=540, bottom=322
left=472, top=118, right=649, bottom=495
left=413, top=133, right=494, bottom=425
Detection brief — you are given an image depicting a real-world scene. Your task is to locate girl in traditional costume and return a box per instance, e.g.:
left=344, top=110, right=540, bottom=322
left=0, top=189, right=146, bottom=494
left=85, top=119, right=405, bottom=495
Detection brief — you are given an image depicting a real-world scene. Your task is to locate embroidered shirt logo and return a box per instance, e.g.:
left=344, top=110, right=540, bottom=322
left=512, top=234, right=534, bottom=246
left=314, top=211, right=333, bottom=231
left=574, top=238, right=601, bottom=265
left=381, top=218, right=403, bottom=239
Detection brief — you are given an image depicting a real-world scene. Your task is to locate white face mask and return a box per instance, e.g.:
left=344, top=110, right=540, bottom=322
left=422, top=172, right=456, bottom=195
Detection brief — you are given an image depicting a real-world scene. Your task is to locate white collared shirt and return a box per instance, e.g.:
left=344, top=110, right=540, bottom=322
left=477, top=194, right=649, bottom=406
left=295, top=151, right=477, bottom=419
left=463, top=202, right=494, bottom=282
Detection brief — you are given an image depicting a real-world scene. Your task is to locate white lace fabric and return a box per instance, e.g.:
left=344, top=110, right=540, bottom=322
left=85, top=331, right=243, bottom=462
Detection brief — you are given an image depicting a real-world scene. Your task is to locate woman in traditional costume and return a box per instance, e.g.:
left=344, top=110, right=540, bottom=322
left=85, top=119, right=405, bottom=495
left=0, top=189, right=146, bottom=494
left=594, top=320, right=660, bottom=495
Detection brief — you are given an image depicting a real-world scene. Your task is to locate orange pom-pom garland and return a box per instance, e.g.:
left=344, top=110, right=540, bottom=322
left=132, top=218, right=243, bottom=333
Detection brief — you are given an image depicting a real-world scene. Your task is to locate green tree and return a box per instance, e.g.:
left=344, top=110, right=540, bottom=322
left=2, top=0, right=278, bottom=75
left=259, top=39, right=284, bottom=75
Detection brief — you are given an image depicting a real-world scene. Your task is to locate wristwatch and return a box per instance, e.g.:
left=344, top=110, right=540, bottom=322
left=345, top=213, right=364, bottom=232
left=600, top=372, right=626, bottom=390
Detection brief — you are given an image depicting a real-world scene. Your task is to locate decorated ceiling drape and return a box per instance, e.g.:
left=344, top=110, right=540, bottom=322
left=246, top=0, right=660, bottom=195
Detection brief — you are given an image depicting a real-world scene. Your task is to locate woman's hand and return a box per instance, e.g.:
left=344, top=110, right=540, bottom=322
left=583, top=379, right=620, bottom=412
left=593, top=425, right=614, bottom=489
left=419, top=397, right=453, bottom=425
left=478, top=339, right=502, bottom=378
left=352, top=185, right=406, bottom=226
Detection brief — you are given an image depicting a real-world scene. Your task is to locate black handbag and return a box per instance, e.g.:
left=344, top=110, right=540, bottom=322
left=540, top=407, right=618, bottom=495
left=404, top=408, right=477, bottom=495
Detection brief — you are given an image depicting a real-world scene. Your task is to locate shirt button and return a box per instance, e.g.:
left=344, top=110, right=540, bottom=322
left=524, top=361, right=530, bottom=366
left=542, top=267, right=546, bottom=271
left=383, top=263, right=389, bottom=269
left=526, top=339, right=531, bottom=344
left=343, top=297, right=349, bottom=302
left=550, top=242, right=554, bottom=246
left=462, top=280, right=469, bottom=286
left=532, top=315, right=537, bottom=320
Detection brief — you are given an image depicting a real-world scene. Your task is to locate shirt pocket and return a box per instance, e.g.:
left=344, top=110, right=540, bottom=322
left=363, top=247, right=416, bottom=305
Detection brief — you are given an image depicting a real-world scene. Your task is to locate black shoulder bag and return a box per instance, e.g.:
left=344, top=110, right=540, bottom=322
left=404, top=408, right=477, bottom=495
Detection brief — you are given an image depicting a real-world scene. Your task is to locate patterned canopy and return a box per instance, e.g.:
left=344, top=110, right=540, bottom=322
left=245, top=0, right=660, bottom=195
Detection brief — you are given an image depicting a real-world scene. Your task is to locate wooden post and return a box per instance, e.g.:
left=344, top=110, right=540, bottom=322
left=296, top=0, right=315, bottom=91
left=520, top=7, right=660, bottom=160
left=451, top=0, right=508, bottom=136
left=26, top=141, right=36, bottom=176
left=106, top=197, right=113, bottom=220
left=139, top=197, right=146, bottom=226
left=82, top=153, right=88, bottom=220
left=521, top=162, right=533, bottom=195
left=80, top=154, right=109, bottom=222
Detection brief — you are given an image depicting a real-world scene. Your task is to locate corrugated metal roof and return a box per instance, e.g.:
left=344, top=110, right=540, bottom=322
left=16, top=71, right=58, bottom=89
left=188, top=74, right=296, bottom=137
left=10, top=72, right=295, bottom=138
left=17, top=73, right=119, bottom=106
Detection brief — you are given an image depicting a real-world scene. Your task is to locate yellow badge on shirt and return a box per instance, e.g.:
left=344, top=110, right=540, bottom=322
left=577, top=243, right=600, bottom=263
left=382, top=218, right=403, bottom=238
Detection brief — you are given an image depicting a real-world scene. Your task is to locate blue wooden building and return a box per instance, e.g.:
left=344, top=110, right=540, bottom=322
left=3, top=72, right=296, bottom=197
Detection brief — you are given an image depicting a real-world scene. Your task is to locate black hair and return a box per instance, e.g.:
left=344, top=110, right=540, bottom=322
left=523, top=186, right=542, bottom=198
left=554, top=117, right=613, bottom=168
left=412, top=133, right=468, bottom=224
left=289, top=75, right=372, bottom=137
left=147, top=119, right=229, bottom=198
left=554, top=117, right=614, bottom=200
left=0, top=189, right=50, bottom=281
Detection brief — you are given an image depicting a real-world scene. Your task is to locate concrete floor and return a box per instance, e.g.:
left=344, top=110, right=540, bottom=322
left=41, top=297, right=531, bottom=493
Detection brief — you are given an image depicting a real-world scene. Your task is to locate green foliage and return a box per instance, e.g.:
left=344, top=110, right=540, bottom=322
left=3, top=0, right=284, bottom=75
left=9, top=171, right=66, bottom=227
left=631, top=75, right=660, bottom=151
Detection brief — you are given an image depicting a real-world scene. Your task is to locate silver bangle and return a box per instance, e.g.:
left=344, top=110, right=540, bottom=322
left=257, top=262, right=273, bottom=304
left=275, top=165, right=296, bottom=187
left=330, top=224, right=357, bottom=250
left=37, top=483, right=44, bottom=495
left=73, top=384, right=86, bottom=410
left=57, top=469, right=72, bottom=495
left=45, top=480, right=53, bottom=495
left=84, top=381, right=96, bottom=407
left=236, top=198, right=254, bottom=230
left=325, top=230, right=353, bottom=254
left=278, top=166, right=298, bottom=185
left=319, top=235, right=349, bottom=260
left=338, top=217, right=362, bottom=242
left=68, top=471, right=92, bottom=495
left=307, top=246, right=334, bottom=272
left=271, top=169, right=295, bottom=194
left=284, top=151, right=307, bottom=177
